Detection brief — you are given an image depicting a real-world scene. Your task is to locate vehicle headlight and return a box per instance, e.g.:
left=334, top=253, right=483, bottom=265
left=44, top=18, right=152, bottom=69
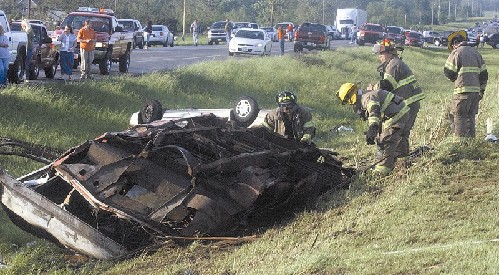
left=95, top=42, right=108, bottom=48
left=257, top=43, right=263, bottom=47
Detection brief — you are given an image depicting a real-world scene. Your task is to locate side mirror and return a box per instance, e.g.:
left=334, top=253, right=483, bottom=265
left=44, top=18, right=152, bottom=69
left=115, top=25, right=123, bottom=32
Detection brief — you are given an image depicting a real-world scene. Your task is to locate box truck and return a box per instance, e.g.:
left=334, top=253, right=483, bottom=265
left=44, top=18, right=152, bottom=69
left=336, top=8, right=367, bottom=39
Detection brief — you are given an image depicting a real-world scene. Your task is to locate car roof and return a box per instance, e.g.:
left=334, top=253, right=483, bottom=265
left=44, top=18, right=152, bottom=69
left=68, top=11, right=112, bottom=18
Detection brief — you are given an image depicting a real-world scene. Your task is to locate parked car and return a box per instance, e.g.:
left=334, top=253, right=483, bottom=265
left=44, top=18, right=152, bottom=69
left=149, top=24, right=174, bottom=47
left=118, top=19, right=144, bottom=49
left=486, top=33, right=499, bottom=48
left=357, top=23, right=385, bottom=46
left=276, top=22, right=294, bottom=41
left=293, top=22, right=330, bottom=52
left=385, top=26, right=404, bottom=44
left=326, top=25, right=340, bottom=40
left=261, top=26, right=277, bottom=41
left=467, top=32, right=478, bottom=46
left=208, top=21, right=233, bottom=45
left=405, top=31, right=424, bottom=47
left=228, top=28, right=272, bottom=57
left=11, top=21, right=60, bottom=79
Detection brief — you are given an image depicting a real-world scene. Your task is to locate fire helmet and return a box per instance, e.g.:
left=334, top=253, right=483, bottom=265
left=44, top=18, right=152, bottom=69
left=336, top=83, right=358, bottom=105
left=276, top=91, right=297, bottom=105
left=372, top=39, right=397, bottom=54
left=447, top=30, right=467, bottom=51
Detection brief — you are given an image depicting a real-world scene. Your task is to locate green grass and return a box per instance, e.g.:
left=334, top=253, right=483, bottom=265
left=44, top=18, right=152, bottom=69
left=0, top=43, right=498, bottom=274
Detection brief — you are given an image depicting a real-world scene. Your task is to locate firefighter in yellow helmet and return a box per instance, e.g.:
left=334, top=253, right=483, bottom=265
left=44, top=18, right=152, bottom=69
left=336, top=83, right=410, bottom=175
left=262, top=91, right=316, bottom=143
left=444, top=30, right=488, bottom=138
left=373, top=39, right=424, bottom=158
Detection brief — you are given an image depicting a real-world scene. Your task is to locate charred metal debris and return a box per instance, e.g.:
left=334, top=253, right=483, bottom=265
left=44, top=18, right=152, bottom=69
left=0, top=115, right=354, bottom=259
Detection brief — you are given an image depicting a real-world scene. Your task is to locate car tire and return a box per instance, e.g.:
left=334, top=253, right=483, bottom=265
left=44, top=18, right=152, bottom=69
left=99, top=52, right=112, bottom=75
left=208, top=41, right=213, bottom=45
left=232, top=96, right=259, bottom=127
left=163, top=39, right=168, bottom=47
left=119, top=50, right=130, bottom=73
left=140, top=99, right=163, bottom=124
left=138, top=38, right=144, bottom=49
left=73, top=59, right=80, bottom=70
left=170, top=39, right=174, bottom=47
left=229, top=51, right=234, bottom=56
left=29, top=60, right=40, bottom=80
left=44, top=62, right=57, bottom=79
left=8, top=57, right=23, bottom=84
left=215, top=41, right=219, bottom=45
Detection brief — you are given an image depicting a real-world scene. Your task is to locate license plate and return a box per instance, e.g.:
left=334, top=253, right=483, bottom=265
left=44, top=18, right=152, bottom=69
left=217, top=38, right=221, bottom=41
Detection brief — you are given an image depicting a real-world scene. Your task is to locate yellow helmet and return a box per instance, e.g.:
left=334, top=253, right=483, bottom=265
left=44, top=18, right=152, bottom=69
left=336, top=83, right=358, bottom=105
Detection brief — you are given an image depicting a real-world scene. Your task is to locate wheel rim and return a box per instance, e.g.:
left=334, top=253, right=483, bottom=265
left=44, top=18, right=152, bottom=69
left=235, top=99, right=252, bottom=118
left=143, top=105, right=153, bottom=121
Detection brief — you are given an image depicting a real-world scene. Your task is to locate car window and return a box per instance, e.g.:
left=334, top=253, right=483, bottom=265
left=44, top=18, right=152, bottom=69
left=119, top=20, right=134, bottom=31
left=10, top=23, right=21, bottom=31
left=211, top=22, right=226, bottom=29
left=387, top=27, right=402, bottom=34
left=62, top=15, right=110, bottom=32
left=152, top=26, right=163, bottom=31
left=299, top=23, right=311, bottom=32
left=409, top=32, right=422, bottom=38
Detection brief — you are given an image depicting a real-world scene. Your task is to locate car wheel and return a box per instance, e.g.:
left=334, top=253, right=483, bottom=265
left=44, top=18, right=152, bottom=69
left=215, top=41, right=219, bottom=45
left=138, top=38, right=144, bottom=49
left=8, top=57, right=23, bottom=84
left=140, top=99, right=163, bottom=124
left=229, top=51, right=234, bottom=56
left=29, top=60, right=40, bottom=80
left=208, top=41, right=213, bottom=45
left=434, top=39, right=441, bottom=46
left=232, top=96, right=259, bottom=127
left=73, top=59, right=80, bottom=70
left=170, top=39, right=174, bottom=47
left=495, top=43, right=499, bottom=49
left=119, top=50, right=130, bottom=73
left=163, top=38, right=168, bottom=47
left=44, top=62, right=57, bottom=79
left=99, top=52, right=112, bottom=75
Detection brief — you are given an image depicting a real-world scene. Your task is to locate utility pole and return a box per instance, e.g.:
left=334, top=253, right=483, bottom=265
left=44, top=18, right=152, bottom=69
left=322, top=0, right=325, bottom=25
left=431, top=3, right=434, bottom=26
left=182, top=0, right=186, bottom=41
left=27, top=0, right=31, bottom=18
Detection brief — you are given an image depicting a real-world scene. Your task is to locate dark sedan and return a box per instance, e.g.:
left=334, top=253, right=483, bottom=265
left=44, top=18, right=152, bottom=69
left=486, top=33, right=499, bottom=48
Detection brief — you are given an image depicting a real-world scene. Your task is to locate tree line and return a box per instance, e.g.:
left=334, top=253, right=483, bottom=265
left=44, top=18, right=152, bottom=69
left=2, top=0, right=497, bottom=33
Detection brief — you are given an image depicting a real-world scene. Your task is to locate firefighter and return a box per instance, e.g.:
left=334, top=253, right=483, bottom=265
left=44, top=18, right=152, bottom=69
left=262, top=91, right=315, bottom=143
left=336, top=83, right=410, bottom=175
left=373, top=39, right=424, bottom=158
left=444, top=30, right=488, bottom=139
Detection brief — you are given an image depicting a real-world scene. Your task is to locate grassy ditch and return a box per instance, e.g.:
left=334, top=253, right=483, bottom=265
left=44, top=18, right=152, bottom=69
left=0, top=45, right=498, bottom=274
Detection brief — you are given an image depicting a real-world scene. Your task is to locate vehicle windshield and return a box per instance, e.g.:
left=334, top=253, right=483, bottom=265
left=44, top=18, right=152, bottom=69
left=262, top=27, right=273, bottom=32
left=408, top=32, right=422, bottom=38
left=118, top=21, right=134, bottom=31
left=152, top=26, right=163, bottom=31
left=211, top=22, right=227, bottom=29
left=235, top=30, right=264, bottom=40
left=62, top=15, right=111, bottom=33
left=364, top=25, right=384, bottom=32
left=386, top=27, right=402, bottom=34
left=339, top=19, right=354, bottom=25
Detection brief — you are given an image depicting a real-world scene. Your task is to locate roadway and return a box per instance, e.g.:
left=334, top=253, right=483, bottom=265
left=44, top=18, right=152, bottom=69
left=27, top=39, right=353, bottom=82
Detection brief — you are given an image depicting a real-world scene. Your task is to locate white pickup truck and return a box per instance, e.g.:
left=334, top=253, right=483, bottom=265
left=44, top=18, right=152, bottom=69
left=0, top=10, right=27, bottom=83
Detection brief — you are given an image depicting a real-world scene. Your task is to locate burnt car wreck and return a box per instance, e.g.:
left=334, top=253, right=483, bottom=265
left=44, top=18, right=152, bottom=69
left=0, top=115, right=354, bottom=259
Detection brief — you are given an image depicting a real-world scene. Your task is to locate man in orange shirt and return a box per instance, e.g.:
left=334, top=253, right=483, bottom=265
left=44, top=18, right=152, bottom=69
left=277, top=25, right=285, bottom=56
left=77, top=19, right=96, bottom=79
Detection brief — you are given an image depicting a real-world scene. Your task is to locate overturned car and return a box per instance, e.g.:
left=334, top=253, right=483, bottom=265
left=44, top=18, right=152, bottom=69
left=0, top=115, right=353, bottom=260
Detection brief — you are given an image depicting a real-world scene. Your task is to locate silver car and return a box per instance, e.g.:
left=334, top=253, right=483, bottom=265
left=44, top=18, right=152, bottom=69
left=149, top=24, right=174, bottom=47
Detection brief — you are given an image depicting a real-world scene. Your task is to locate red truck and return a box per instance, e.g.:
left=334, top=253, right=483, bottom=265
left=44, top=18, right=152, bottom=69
left=357, top=23, right=385, bottom=46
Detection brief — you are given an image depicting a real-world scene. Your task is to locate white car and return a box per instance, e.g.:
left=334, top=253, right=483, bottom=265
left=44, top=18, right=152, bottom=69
left=130, top=96, right=269, bottom=128
left=228, top=28, right=272, bottom=56
left=261, top=26, right=277, bottom=41
left=149, top=24, right=174, bottom=47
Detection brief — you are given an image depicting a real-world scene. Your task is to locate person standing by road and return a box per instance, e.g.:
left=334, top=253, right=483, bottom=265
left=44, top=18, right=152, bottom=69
left=21, top=20, right=34, bottom=82
left=57, top=25, right=77, bottom=81
left=444, top=30, right=488, bottom=139
left=262, top=91, right=316, bottom=143
left=190, top=19, right=199, bottom=46
left=286, top=24, right=294, bottom=42
left=373, top=39, right=424, bottom=158
left=77, top=19, right=96, bottom=80
left=350, top=24, right=358, bottom=44
left=144, top=20, right=153, bottom=49
left=336, top=83, right=410, bottom=175
left=224, top=19, right=232, bottom=43
left=277, top=25, right=285, bottom=56
left=0, top=25, right=10, bottom=88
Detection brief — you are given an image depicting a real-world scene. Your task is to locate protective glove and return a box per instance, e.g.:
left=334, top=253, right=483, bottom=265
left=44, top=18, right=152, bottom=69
left=365, top=124, right=379, bottom=145
left=479, top=89, right=485, bottom=100
left=300, top=133, right=312, bottom=144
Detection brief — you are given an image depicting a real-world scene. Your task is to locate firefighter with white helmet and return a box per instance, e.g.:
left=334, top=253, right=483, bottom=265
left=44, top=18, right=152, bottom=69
left=336, top=83, right=410, bottom=175
left=262, top=91, right=316, bottom=143
left=372, top=39, right=424, bottom=158
left=444, top=30, right=488, bottom=139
